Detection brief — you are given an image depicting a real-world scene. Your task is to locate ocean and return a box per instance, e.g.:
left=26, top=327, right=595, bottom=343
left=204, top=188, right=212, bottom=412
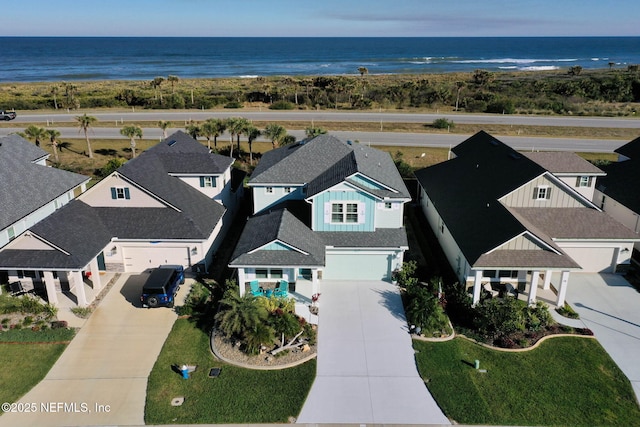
left=1, top=37, right=639, bottom=83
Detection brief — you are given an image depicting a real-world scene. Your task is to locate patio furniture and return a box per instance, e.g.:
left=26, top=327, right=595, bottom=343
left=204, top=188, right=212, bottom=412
left=483, top=283, right=499, bottom=298
left=9, top=281, right=30, bottom=296
left=505, top=283, right=518, bottom=297
left=249, top=280, right=264, bottom=297
left=273, top=280, right=289, bottom=297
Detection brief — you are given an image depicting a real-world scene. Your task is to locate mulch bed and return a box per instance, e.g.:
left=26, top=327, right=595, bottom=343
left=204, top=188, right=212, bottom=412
left=213, top=333, right=317, bottom=368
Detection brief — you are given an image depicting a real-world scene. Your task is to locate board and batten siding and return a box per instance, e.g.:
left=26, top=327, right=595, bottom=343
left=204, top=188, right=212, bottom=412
left=498, top=233, right=547, bottom=251
left=500, top=174, right=589, bottom=209
left=80, top=174, right=165, bottom=208
left=252, top=185, right=304, bottom=214
left=312, top=189, right=375, bottom=231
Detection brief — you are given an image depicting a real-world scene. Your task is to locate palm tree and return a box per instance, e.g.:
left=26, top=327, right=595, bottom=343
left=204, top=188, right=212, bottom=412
left=264, top=123, right=287, bottom=149
left=358, top=66, right=369, bottom=77
left=76, top=114, right=97, bottom=158
left=24, top=125, right=47, bottom=147
left=185, top=121, right=201, bottom=140
left=157, top=120, right=171, bottom=138
left=167, top=75, right=179, bottom=93
left=151, top=76, right=165, bottom=102
left=50, top=85, right=59, bottom=110
left=201, top=118, right=225, bottom=151
left=45, top=129, right=61, bottom=162
left=225, top=117, right=248, bottom=157
left=454, top=81, right=466, bottom=112
left=120, top=125, right=143, bottom=158
left=244, top=124, right=261, bottom=164
left=305, top=126, right=327, bottom=138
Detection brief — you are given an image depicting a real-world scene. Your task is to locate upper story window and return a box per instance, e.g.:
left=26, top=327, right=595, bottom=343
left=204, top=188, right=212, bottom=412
left=577, top=176, right=592, bottom=187
left=7, top=226, right=16, bottom=241
left=384, top=202, right=393, bottom=209
left=332, top=202, right=359, bottom=223
left=534, top=186, right=551, bottom=200
left=110, top=187, right=131, bottom=200
left=284, top=187, right=292, bottom=194
left=200, top=176, right=216, bottom=188
left=265, top=187, right=274, bottom=194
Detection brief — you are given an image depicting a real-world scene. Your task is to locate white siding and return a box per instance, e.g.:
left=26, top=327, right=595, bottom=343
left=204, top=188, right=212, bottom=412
left=80, top=174, right=165, bottom=208
left=501, top=174, right=589, bottom=208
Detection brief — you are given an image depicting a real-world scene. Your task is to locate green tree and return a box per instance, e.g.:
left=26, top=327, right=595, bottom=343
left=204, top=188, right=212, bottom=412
left=24, top=125, right=46, bottom=147
left=45, top=129, right=61, bottom=162
left=244, top=123, right=261, bottom=164
left=454, top=81, right=466, bottom=111
left=225, top=117, right=249, bottom=157
left=100, top=158, right=127, bottom=176
left=185, top=121, right=201, bottom=140
left=215, top=292, right=273, bottom=354
left=75, top=114, right=97, bottom=158
left=305, top=126, right=327, bottom=138
left=157, top=120, right=171, bottom=138
left=151, top=76, right=165, bottom=102
left=120, top=125, right=143, bottom=158
left=201, top=118, right=226, bottom=151
left=264, top=123, right=287, bottom=149
left=358, top=66, right=369, bottom=77
left=167, top=75, right=179, bottom=93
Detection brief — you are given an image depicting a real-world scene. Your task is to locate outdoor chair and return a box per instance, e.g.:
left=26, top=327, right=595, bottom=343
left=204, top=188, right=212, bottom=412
left=483, top=283, right=499, bottom=298
left=9, top=281, right=29, bottom=296
left=273, top=280, right=289, bottom=297
left=248, top=280, right=264, bottom=297
left=505, top=283, right=518, bottom=297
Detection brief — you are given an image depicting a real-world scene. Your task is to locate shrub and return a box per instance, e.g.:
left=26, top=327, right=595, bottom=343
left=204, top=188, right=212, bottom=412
left=432, top=118, right=454, bottom=129
left=224, top=101, right=244, bottom=109
left=70, top=306, right=92, bottom=318
left=486, top=99, right=515, bottom=114
left=269, top=100, right=295, bottom=110
left=51, top=320, right=68, bottom=329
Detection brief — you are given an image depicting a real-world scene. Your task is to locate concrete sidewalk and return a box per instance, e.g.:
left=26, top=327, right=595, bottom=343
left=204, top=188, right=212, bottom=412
left=0, top=273, right=188, bottom=427
left=564, top=273, right=640, bottom=405
left=296, top=280, right=450, bottom=425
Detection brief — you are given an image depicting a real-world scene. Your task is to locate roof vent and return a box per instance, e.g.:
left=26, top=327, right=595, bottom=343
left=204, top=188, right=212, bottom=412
left=167, top=139, right=177, bottom=147
left=490, top=140, right=499, bottom=146
left=347, top=140, right=353, bottom=145
left=509, top=152, right=521, bottom=160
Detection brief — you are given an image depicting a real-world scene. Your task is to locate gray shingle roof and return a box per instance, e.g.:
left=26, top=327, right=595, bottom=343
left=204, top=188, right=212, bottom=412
left=0, top=135, right=89, bottom=230
left=524, top=151, right=605, bottom=175
left=319, top=228, right=408, bottom=248
left=250, top=134, right=410, bottom=199
left=474, top=249, right=580, bottom=269
left=229, top=209, right=325, bottom=267
left=614, top=135, right=640, bottom=160
left=597, top=140, right=640, bottom=214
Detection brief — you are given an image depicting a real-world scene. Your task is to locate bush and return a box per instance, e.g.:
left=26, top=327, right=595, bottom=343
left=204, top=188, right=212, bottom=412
left=224, top=101, right=244, bottom=109
left=486, top=99, right=515, bottom=114
left=269, top=100, right=295, bottom=110
left=432, top=118, right=454, bottom=129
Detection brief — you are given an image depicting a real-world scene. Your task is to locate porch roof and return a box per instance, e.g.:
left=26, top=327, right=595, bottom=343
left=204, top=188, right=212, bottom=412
left=474, top=249, right=580, bottom=270
left=319, top=228, right=408, bottom=249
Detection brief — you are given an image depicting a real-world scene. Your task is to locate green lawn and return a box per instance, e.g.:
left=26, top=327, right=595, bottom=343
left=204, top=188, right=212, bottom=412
left=414, top=337, right=640, bottom=426
left=0, top=341, right=69, bottom=404
left=145, top=318, right=316, bottom=424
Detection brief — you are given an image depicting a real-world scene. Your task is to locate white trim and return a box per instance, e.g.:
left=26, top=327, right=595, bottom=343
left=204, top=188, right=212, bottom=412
left=247, top=239, right=310, bottom=255
left=346, top=172, right=398, bottom=193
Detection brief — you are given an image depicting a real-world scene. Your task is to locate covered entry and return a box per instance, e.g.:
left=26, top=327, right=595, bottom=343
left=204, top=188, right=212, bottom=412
left=323, top=250, right=398, bottom=281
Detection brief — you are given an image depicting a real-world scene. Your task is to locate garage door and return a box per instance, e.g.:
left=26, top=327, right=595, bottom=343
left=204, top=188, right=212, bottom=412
left=562, top=247, right=616, bottom=273
left=323, top=251, right=393, bottom=281
left=122, top=246, right=190, bottom=272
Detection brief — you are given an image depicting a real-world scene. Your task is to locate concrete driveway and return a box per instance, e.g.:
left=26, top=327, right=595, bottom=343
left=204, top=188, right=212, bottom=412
left=565, top=273, right=640, bottom=404
left=296, top=280, right=450, bottom=425
left=0, top=273, right=187, bottom=427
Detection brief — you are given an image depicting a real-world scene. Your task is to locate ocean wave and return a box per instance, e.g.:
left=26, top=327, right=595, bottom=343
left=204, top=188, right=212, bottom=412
left=518, top=66, right=560, bottom=71
left=453, top=58, right=577, bottom=64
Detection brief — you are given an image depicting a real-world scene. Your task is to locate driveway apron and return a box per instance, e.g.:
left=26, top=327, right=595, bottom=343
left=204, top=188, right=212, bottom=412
left=297, top=280, right=450, bottom=424
left=0, top=273, right=184, bottom=427
left=565, top=273, right=640, bottom=404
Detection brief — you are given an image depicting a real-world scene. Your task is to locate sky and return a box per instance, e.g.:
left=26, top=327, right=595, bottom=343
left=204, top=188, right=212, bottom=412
left=1, top=0, right=638, bottom=37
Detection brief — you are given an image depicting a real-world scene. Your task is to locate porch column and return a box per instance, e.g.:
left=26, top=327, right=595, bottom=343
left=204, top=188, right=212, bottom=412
left=71, top=271, right=88, bottom=307
left=542, top=270, right=553, bottom=290
left=89, top=258, right=102, bottom=291
left=42, top=271, right=59, bottom=306
left=472, top=270, right=483, bottom=306
left=556, top=271, right=571, bottom=308
left=528, top=271, right=540, bottom=305
left=237, top=269, right=246, bottom=297
left=311, top=269, right=319, bottom=296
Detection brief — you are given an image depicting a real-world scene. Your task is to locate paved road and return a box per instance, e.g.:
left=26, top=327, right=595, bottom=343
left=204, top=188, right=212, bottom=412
left=0, top=126, right=627, bottom=152
left=297, top=280, right=450, bottom=424
left=0, top=273, right=188, bottom=427
left=8, top=110, right=640, bottom=128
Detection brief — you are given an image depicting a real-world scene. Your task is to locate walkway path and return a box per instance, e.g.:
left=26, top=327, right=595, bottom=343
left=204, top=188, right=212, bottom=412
left=0, top=273, right=187, bottom=427
left=296, top=280, right=450, bottom=425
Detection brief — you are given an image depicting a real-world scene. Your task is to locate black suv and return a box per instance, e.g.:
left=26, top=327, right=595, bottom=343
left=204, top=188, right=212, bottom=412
left=140, top=265, right=185, bottom=308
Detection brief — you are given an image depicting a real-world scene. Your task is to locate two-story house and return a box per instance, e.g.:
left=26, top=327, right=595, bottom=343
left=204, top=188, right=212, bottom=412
left=0, top=131, right=239, bottom=306
left=593, top=135, right=640, bottom=265
left=229, top=134, right=411, bottom=296
left=414, top=131, right=639, bottom=307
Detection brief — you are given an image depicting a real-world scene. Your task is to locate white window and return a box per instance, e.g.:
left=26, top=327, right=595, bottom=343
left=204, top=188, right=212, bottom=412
left=7, top=226, right=15, bottom=241
left=284, top=187, right=292, bottom=194
left=265, top=187, right=274, bottom=194
left=535, top=186, right=551, bottom=200
left=332, top=202, right=359, bottom=223
left=384, top=202, right=393, bottom=209
left=578, top=176, right=592, bottom=187
left=202, top=176, right=214, bottom=187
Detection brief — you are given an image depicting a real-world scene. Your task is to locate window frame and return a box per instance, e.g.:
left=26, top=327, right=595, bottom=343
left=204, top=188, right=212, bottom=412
left=331, top=202, right=359, bottom=224
left=578, top=176, right=591, bottom=187
left=265, top=187, right=274, bottom=194
left=535, top=185, right=551, bottom=200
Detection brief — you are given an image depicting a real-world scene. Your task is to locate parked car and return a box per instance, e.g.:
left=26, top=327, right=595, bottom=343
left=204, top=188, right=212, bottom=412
left=0, top=110, right=16, bottom=121
left=140, top=264, right=184, bottom=308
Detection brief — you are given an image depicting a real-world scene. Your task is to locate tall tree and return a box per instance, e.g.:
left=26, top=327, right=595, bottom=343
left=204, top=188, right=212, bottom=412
left=50, top=85, right=59, bottom=110
left=76, top=113, right=97, bottom=158
left=167, top=75, right=179, bottom=93
left=264, top=123, right=287, bottom=149
left=305, top=126, right=327, bottom=138
left=120, top=125, right=143, bottom=158
left=151, top=76, right=165, bottom=102
left=454, top=81, right=466, bottom=112
left=157, top=120, right=171, bottom=138
left=185, top=121, right=201, bottom=140
left=244, top=124, right=261, bottom=164
left=45, top=129, right=61, bottom=162
left=225, top=117, right=247, bottom=157
left=201, top=118, right=226, bottom=151
left=357, top=66, right=369, bottom=77
left=24, top=125, right=46, bottom=147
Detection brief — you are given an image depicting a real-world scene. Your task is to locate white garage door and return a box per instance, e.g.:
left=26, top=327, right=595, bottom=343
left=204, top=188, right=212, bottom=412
left=562, top=247, right=616, bottom=273
left=323, top=251, right=393, bottom=281
left=122, top=246, right=190, bottom=272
